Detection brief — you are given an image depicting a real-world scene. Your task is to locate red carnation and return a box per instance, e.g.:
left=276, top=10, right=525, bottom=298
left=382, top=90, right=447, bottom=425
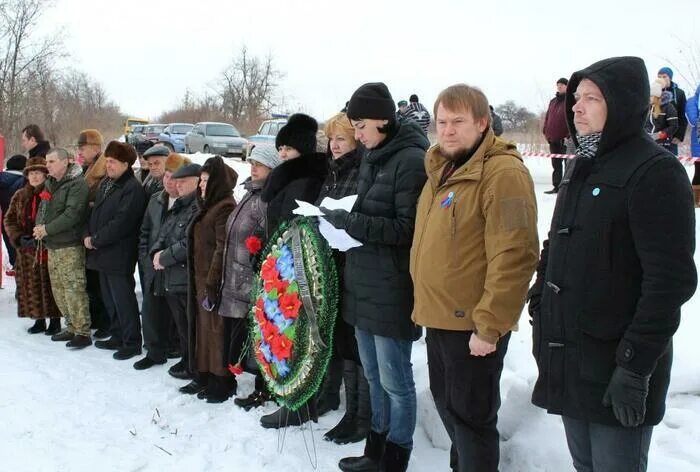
left=228, top=363, right=243, bottom=376
left=245, top=235, right=263, bottom=255
left=278, top=292, right=302, bottom=320
left=261, top=256, right=279, bottom=282
left=264, top=278, right=289, bottom=295
left=270, top=333, right=294, bottom=361
left=38, top=190, right=52, bottom=201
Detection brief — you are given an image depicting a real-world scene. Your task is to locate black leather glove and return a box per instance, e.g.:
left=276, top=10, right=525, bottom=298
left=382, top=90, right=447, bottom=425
left=320, top=207, right=350, bottom=229
left=19, top=235, right=37, bottom=249
left=602, top=366, right=650, bottom=427
left=526, top=285, right=541, bottom=320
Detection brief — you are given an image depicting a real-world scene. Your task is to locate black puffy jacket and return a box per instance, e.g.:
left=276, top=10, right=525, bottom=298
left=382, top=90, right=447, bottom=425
left=529, top=56, right=697, bottom=426
left=341, top=121, right=429, bottom=340
left=85, top=167, right=146, bottom=275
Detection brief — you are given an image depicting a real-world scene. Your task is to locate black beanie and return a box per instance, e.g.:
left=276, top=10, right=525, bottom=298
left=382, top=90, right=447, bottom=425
left=6, top=154, right=27, bottom=171
left=409, top=94, right=419, bottom=103
left=347, top=82, right=395, bottom=121
left=275, top=113, right=318, bottom=155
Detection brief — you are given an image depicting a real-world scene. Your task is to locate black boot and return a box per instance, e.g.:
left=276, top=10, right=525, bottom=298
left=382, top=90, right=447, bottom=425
left=326, top=360, right=359, bottom=442
left=45, top=318, right=61, bottom=336
left=260, top=397, right=318, bottom=429
left=113, top=346, right=142, bottom=360
left=180, top=374, right=209, bottom=395
left=316, top=356, right=343, bottom=417
left=338, top=430, right=387, bottom=472
left=51, top=329, right=75, bottom=342
left=234, top=389, right=270, bottom=410
left=331, top=362, right=371, bottom=444
left=206, top=375, right=237, bottom=404
left=383, top=441, right=411, bottom=472
left=95, top=337, right=121, bottom=350
left=66, top=335, right=92, bottom=349
left=27, top=319, right=46, bottom=334
left=168, top=360, right=191, bottom=380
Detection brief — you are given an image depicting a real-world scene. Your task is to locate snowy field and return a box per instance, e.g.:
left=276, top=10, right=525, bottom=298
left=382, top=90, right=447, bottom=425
left=0, top=156, right=699, bottom=472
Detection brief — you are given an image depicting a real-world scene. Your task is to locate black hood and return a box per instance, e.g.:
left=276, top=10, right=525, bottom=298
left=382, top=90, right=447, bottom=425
left=566, top=56, right=650, bottom=156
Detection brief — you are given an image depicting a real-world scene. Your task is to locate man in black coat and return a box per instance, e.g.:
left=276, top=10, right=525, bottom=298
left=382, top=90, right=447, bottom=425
left=658, top=66, right=688, bottom=156
left=150, top=163, right=201, bottom=380
left=0, top=155, right=26, bottom=269
left=528, top=56, right=697, bottom=471
left=84, top=141, right=147, bottom=360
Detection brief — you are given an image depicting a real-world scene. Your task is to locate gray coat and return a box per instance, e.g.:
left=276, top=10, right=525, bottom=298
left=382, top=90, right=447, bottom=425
left=218, top=178, right=267, bottom=318
left=139, top=190, right=169, bottom=295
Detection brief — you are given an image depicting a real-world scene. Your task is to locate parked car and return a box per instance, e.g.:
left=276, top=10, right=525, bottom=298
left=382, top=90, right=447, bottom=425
left=184, top=122, right=247, bottom=157
left=158, top=123, right=194, bottom=152
left=244, top=117, right=288, bottom=158
left=143, top=124, right=167, bottom=143
left=127, top=125, right=147, bottom=145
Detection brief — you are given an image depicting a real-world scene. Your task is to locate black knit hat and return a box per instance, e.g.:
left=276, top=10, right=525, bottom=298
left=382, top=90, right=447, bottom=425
left=347, top=82, right=396, bottom=121
left=409, top=94, right=419, bottom=103
left=557, top=77, right=569, bottom=85
left=275, top=113, right=318, bottom=155
left=6, top=154, right=27, bottom=171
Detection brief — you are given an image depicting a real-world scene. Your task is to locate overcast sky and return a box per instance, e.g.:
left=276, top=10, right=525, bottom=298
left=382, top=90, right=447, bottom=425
left=40, top=0, right=698, bottom=124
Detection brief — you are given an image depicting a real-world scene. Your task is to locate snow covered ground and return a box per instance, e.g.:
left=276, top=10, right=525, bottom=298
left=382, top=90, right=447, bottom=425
left=1, top=156, right=699, bottom=472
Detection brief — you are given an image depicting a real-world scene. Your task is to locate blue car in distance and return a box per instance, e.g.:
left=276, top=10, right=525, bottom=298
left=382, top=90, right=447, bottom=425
left=158, top=123, right=194, bottom=152
left=244, top=116, right=288, bottom=159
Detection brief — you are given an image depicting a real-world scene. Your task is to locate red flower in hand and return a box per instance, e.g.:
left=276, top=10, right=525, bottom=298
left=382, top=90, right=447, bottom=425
left=228, top=363, right=243, bottom=376
left=38, top=190, right=52, bottom=201
left=278, top=292, right=302, bottom=319
left=261, top=256, right=279, bottom=282
left=245, top=235, right=263, bottom=255
left=270, top=333, right=294, bottom=361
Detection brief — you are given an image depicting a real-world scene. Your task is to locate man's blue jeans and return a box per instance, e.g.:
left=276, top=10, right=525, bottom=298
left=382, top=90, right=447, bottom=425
left=355, top=327, right=416, bottom=449
left=562, top=416, right=653, bottom=472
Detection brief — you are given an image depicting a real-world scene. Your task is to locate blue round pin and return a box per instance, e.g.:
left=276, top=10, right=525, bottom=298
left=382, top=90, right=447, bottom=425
left=592, top=187, right=601, bottom=197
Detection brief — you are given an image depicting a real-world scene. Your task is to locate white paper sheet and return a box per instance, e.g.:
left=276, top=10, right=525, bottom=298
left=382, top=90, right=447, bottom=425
left=292, top=197, right=363, bottom=252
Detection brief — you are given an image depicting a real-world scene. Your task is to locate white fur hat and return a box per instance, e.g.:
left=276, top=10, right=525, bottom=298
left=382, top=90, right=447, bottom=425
left=650, top=79, right=664, bottom=98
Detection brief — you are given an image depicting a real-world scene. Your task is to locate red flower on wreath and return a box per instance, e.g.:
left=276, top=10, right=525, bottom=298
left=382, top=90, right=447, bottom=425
left=270, top=333, right=294, bottom=361
left=279, top=292, right=302, bottom=320
left=228, top=363, right=243, bottom=376
left=261, top=256, right=279, bottom=282
left=255, top=342, right=273, bottom=377
left=262, top=319, right=280, bottom=342
left=38, top=190, right=52, bottom=201
left=264, top=278, right=289, bottom=294
left=245, top=235, right=263, bottom=255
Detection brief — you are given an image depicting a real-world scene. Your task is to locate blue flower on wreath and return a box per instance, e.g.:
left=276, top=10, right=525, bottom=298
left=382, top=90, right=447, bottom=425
left=272, top=358, right=290, bottom=377
left=270, top=310, right=293, bottom=331
left=276, top=245, right=296, bottom=281
left=264, top=297, right=281, bottom=320
left=260, top=341, right=273, bottom=363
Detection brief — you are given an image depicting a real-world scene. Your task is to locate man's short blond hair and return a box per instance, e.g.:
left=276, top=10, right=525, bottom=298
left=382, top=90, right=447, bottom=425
left=434, top=84, right=491, bottom=126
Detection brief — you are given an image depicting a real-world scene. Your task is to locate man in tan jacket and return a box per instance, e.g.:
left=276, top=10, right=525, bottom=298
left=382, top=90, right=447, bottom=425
left=410, top=84, right=539, bottom=472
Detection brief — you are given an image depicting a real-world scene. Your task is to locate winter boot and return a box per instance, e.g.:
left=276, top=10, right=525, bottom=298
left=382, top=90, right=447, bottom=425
left=95, top=337, right=121, bottom=350
left=338, top=430, right=387, bottom=472
left=326, top=360, right=359, bottom=442
left=168, top=360, right=191, bottom=379
left=206, top=375, right=238, bottom=404
left=45, top=318, right=61, bottom=336
left=93, top=329, right=110, bottom=339
left=234, top=389, right=271, bottom=410
left=133, top=356, right=167, bottom=370
left=113, top=346, right=142, bottom=360
left=51, top=329, right=75, bottom=342
left=260, top=396, right=318, bottom=429
left=180, top=373, right=209, bottom=395
left=693, top=185, right=700, bottom=208
left=383, top=441, right=411, bottom=472
left=316, top=356, right=343, bottom=417
left=66, top=335, right=92, bottom=349
left=27, top=319, right=46, bottom=334
left=330, top=362, right=371, bottom=444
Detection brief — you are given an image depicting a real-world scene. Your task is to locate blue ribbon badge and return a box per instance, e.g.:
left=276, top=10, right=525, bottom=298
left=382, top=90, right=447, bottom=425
left=441, top=191, right=455, bottom=208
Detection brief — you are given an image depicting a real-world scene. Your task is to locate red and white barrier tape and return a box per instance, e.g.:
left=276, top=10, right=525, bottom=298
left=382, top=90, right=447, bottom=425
left=518, top=149, right=700, bottom=164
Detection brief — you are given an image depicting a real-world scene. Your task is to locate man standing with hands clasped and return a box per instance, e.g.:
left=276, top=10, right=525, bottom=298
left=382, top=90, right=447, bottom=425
left=529, top=57, right=697, bottom=471
left=410, top=84, right=539, bottom=472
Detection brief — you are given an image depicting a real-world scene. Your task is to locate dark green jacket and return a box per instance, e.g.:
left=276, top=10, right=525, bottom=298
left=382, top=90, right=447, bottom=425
left=37, top=164, right=89, bottom=249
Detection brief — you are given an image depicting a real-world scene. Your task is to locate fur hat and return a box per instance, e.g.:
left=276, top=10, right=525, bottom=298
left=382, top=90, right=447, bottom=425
left=104, top=141, right=137, bottom=166
left=248, top=143, right=281, bottom=169
left=23, top=156, right=48, bottom=176
left=6, top=154, right=27, bottom=171
left=347, top=82, right=396, bottom=121
left=275, top=113, right=318, bottom=155
left=650, top=79, right=664, bottom=98
left=164, top=153, right=192, bottom=173
left=658, top=66, right=673, bottom=79
left=77, top=129, right=104, bottom=147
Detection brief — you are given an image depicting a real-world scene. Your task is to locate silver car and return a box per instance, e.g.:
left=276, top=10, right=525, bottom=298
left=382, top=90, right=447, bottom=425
left=184, top=122, right=248, bottom=157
